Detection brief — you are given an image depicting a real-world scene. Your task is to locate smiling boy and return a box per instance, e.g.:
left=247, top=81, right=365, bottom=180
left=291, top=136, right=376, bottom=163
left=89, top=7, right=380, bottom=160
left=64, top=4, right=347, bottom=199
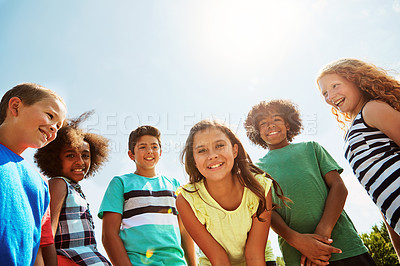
left=0, top=83, right=66, bottom=266
left=99, top=125, right=196, bottom=266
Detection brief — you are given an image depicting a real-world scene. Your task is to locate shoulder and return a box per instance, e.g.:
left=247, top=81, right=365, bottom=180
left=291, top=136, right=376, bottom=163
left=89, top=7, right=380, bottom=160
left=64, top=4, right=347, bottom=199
left=254, top=173, right=272, bottom=192
left=48, top=177, right=68, bottom=194
left=363, top=100, right=398, bottom=128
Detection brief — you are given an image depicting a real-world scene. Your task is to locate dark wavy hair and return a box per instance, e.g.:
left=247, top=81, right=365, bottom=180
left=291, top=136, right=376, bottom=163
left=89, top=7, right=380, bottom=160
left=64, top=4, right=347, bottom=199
left=244, top=99, right=303, bottom=149
left=181, top=120, right=290, bottom=221
left=34, top=111, right=109, bottom=178
left=317, top=58, right=400, bottom=130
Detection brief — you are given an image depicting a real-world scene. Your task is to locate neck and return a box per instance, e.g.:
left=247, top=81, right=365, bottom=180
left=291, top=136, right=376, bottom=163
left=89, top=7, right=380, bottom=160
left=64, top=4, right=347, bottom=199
left=0, top=126, right=25, bottom=155
left=135, top=169, right=157, bottom=178
left=204, top=174, right=244, bottom=210
left=348, top=98, right=369, bottom=121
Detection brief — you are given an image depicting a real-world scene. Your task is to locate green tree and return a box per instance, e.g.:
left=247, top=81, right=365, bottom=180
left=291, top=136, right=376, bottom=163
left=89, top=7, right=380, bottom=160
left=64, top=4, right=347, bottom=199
left=360, top=221, right=399, bottom=266
left=276, top=256, right=285, bottom=266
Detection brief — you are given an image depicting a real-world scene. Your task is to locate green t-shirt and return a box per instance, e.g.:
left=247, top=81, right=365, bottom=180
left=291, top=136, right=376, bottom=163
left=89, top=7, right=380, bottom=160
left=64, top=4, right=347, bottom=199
left=257, top=141, right=367, bottom=265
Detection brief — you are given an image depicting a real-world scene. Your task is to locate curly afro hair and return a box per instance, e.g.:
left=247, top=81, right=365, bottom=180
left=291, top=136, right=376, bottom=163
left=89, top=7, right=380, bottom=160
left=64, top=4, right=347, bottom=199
left=244, top=99, right=303, bottom=149
left=317, top=58, right=400, bottom=130
left=34, top=111, right=109, bottom=178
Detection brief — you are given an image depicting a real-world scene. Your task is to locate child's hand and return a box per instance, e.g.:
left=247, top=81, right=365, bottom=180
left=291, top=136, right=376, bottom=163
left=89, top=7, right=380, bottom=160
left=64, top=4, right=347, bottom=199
left=293, top=233, right=342, bottom=266
left=300, top=254, right=328, bottom=266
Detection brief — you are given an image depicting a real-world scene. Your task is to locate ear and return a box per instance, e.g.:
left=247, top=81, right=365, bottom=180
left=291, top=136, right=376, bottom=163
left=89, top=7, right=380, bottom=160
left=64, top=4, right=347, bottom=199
left=8, top=97, right=23, bottom=117
left=233, top=143, right=239, bottom=159
left=128, top=150, right=135, bottom=161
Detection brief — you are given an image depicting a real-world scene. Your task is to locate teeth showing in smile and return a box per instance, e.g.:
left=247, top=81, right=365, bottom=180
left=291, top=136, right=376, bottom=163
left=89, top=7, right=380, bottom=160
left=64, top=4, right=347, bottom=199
left=334, top=98, right=344, bottom=106
left=73, top=169, right=84, bottom=172
left=40, top=130, right=48, bottom=141
left=267, top=131, right=279, bottom=136
left=145, top=157, right=154, bottom=161
left=208, top=163, right=223, bottom=169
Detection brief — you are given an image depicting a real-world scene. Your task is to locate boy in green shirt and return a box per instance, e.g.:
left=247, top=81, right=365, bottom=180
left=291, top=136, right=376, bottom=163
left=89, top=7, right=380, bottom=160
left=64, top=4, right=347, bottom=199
left=245, top=99, right=375, bottom=266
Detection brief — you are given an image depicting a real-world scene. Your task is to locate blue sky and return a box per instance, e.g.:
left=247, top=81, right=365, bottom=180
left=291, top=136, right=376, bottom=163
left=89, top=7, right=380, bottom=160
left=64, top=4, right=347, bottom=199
left=1, top=0, right=400, bottom=259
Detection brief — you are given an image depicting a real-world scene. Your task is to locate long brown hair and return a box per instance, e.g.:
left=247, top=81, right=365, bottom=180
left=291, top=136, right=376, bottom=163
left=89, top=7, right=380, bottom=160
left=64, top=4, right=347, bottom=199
left=317, top=58, right=400, bottom=129
left=181, top=120, right=289, bottom=220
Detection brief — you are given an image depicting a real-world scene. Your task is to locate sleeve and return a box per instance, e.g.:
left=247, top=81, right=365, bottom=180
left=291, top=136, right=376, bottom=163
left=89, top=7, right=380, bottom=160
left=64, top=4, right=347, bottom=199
left=98, top=176, right=125, bottom=219
left=40, top=205, right=54, bottom=246
left=312, top=141, right=344, bottom=176
left=248, top=174, right=272, bottom=215
left=177, top=184, right=207, bottom=225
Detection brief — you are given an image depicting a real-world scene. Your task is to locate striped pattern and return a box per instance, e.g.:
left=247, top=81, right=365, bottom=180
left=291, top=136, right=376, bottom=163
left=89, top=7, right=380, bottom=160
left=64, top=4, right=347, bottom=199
left=344, top=111, right=400, bottom=235
left=121, top=189, right=178, bottom=230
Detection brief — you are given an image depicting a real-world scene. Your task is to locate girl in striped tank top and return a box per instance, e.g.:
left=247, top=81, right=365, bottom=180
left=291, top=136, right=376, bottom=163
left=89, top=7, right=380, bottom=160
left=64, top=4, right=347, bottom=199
left=35, top=111, right=111, bottom=266
left=317, top=58, right=400, bottom=260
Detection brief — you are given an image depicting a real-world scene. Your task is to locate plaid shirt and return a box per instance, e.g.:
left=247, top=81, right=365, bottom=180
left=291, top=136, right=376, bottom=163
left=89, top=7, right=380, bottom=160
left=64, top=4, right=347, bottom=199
left=53, top=177, right=111, bottom=266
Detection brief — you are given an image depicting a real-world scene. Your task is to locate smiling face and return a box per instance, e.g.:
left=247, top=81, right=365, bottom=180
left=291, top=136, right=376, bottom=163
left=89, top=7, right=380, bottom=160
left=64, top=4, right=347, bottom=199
left=258, top=114, right=289, bottom=150
left=60, top=141, right=91, bottom=183
left=318, top=73, right=367, bottom=118
left=12, top=97, right=66, bottom=154
left=192, top=128, right=238, bottom=183
left=128, top=135, right=161, bottom=177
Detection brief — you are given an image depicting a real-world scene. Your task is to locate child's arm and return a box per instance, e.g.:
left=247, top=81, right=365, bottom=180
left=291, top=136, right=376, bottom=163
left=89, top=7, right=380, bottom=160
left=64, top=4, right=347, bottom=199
left=102, top=212, right=132, bottom=266
left=271, top=210, right=341, bottom=266
left=244, top=189, right=272, bottom=266
left=363, top=100, right=400, bottom=146
left=178, top=214, right=197, bottom=266
left=48, top=178, right=68, bottom=235
left=297, top=170, right=347, bottom=265
left=314, top=170, right=347, bottom=239
left=176, top=194, right=231, bottom=266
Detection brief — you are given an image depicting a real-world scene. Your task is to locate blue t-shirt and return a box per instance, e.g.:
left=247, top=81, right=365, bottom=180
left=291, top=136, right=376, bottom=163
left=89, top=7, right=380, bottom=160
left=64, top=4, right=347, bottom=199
left=0, top=144, right=50, bottom=266
left=98, top=173, right=186, bottom=266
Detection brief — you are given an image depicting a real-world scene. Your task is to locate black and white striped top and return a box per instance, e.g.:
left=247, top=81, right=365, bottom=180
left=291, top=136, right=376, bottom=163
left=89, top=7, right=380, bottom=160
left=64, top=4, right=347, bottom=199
left=344, top=107, right=400, bottom=235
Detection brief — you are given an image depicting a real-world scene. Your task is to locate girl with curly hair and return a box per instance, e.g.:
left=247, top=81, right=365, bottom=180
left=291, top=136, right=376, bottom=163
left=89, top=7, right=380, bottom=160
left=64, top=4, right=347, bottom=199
left=34, top=111, right=111, bottom=266
left=177, top=120, right=289, bottom=266
left=245, top=99, right=374, bottom=266
left=317, top=58, right=400, bottom=260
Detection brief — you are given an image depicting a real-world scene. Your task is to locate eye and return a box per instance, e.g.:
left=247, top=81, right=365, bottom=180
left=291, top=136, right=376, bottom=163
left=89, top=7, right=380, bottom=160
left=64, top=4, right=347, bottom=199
left=152, top=145, right=159, bottom=150
left=47, top=113, right=54, bottom=119
left=197, top=148, right=206, bottom=154
left=66, top=154, right=75, bottom=158
left=138, top=146, right=145, bottom=149
left=82, top=154, right=90, bottom=159
left=216, top=143, right=225, bottom=149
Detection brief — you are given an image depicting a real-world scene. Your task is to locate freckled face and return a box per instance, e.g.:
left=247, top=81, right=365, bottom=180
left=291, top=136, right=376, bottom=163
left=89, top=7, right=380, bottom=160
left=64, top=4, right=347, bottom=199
left=318, top=73, right=366, bottom=117
left=192, top=128, right=238, bottom=183
left=60, top=141, right=91, bottom=183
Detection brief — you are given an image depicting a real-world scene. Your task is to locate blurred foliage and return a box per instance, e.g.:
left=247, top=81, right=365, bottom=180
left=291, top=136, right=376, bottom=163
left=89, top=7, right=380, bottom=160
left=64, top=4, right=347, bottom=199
left=276, top=256, right=285, bottom=266
left=360, top=221, right=399, bottom=266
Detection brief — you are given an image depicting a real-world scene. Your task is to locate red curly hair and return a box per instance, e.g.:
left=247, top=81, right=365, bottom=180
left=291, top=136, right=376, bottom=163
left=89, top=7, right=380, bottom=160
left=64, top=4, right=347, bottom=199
left=317, top=58, right=400, bottom=130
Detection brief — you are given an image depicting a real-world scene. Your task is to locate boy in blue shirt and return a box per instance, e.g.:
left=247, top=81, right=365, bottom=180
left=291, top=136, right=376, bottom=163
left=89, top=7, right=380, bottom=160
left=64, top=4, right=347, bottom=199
left=99, top=125, right=196, bottom=265
left=0, top=83, right=66, bottom=265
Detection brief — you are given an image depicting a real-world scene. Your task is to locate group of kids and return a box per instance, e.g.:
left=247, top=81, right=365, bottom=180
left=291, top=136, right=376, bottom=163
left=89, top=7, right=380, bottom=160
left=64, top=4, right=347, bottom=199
left=0, top=58, right=399, bottom=266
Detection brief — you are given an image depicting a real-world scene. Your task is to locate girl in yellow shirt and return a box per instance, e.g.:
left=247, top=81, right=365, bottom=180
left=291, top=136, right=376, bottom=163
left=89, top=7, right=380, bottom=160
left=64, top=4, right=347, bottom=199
left=177, top=120, right=289, bottom=266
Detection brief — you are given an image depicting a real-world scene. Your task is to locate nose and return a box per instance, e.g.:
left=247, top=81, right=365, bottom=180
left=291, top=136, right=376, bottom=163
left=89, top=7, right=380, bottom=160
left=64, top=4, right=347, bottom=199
left=76, top=155, right=85, bottom=164
left=208, top=151, right=218, bottom=160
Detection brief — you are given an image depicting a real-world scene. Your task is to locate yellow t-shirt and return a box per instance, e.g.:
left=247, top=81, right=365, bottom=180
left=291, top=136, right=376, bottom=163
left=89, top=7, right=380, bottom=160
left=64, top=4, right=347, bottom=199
left=179, top=174, right=272, bottom=266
